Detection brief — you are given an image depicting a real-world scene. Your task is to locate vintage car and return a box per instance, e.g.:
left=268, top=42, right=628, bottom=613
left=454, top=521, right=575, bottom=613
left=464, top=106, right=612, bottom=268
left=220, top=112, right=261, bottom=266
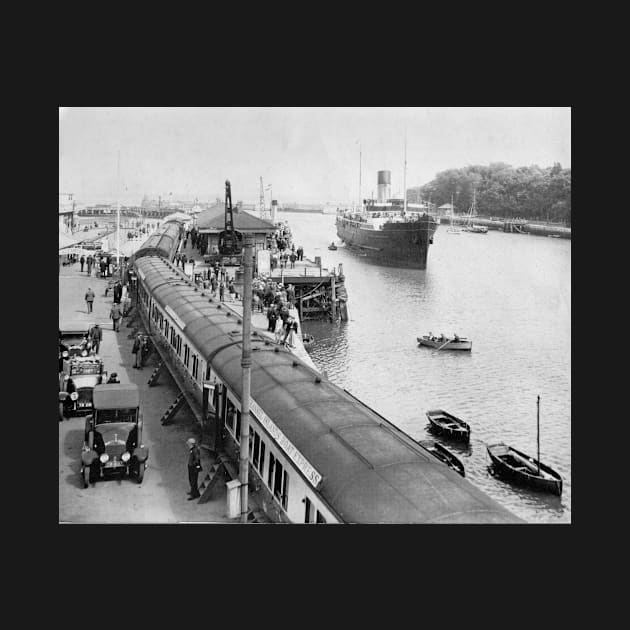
left=58, top=355, right=107, bottom=419
left=81, top=383, right=149, bottom=487
left=59, top=321, right=92, bottom=358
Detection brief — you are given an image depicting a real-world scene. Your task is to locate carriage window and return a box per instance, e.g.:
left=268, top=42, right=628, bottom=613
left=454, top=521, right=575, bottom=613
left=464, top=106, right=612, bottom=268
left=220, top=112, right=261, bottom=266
left=304, top=497, right=313, bottom=523
left=316, top=511, right=326, bottom=524
left=165, top=321, right=169, bottom=338
left=249, top=427, right=254, bottom=455
left=258, top=441, right=265, bottom=475
left=192, top=356, right=199, bottom=380
left=235, top=410, right=241, bottom=441
left=282, top=470, right=289, bottom=510
left=252, top=432, right=260, bottom=467
left=206, top=364, right=211, bottom=380
left=273, top=460, right=284, bottom=499
left=184, top=344, right=190, bottom=368
left=268, top=453, right=275, bottom=488
left=226, top=400, right=235, bottom=430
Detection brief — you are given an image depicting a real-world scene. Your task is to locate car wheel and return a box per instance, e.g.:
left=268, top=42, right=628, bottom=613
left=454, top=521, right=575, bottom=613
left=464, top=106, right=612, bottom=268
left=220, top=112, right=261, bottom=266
left=82, top=466, right=91, bottom=488
left=137, top=462, right=145, bottom=484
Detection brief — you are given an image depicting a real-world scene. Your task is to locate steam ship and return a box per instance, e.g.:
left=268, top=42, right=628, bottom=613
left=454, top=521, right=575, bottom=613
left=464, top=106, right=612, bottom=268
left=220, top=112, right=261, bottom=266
left=336, top=170, right=439, bottom=269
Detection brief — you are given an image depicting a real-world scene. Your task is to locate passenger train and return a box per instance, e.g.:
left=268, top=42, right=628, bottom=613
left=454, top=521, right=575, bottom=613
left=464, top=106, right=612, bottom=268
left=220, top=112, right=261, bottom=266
left=131, top=219, right=522, bottom=523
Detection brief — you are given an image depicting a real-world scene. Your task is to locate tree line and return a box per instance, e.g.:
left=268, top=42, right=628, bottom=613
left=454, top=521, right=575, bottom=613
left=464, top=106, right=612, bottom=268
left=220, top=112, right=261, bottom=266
left=408, top=162, right=571, bottom=225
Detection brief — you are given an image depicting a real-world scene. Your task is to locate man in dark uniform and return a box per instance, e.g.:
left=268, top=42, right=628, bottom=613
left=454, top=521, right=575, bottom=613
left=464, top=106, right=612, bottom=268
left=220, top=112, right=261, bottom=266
left=89, top=323, right=102, bottom=354
left=187, top=437, right=201, bottom=500
left=113, top=281, right=123, bottom=304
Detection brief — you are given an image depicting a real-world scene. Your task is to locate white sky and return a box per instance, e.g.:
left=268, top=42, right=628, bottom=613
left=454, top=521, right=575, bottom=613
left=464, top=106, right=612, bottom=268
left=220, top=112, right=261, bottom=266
left=59, top=107, right=571, bottom=206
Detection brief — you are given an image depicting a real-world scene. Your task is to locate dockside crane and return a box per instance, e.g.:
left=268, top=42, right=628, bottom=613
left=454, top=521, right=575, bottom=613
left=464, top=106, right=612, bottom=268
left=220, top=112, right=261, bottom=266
left=221, top=180, right=241, bottom=256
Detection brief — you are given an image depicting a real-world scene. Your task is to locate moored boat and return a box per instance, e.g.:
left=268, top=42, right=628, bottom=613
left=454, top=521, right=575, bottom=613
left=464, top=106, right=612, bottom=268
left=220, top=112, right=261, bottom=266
left=486, top=395, right=563, bottom=495
left=425, top=409, right=471, bottom=443
left=487, top=443, right=562, bottom=495
left=328, top=242, right=338, bottom=250
left=417, top=440, right=465, bottom=477
left=417, top=333, right=472, bottom=351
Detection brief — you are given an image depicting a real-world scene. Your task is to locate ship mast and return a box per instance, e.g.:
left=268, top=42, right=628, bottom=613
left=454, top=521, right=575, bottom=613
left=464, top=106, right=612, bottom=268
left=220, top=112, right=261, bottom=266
left=403, top=131, right=407, bottom=215
left=359, top=141, right=362, bottom=212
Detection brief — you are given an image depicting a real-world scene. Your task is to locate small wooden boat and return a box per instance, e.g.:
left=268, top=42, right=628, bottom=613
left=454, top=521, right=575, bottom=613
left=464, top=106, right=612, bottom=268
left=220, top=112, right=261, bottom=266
left=302, top=333, right=315, bottom=347
left=486, top=396, right=562, bottom=495
left=417, top=334, right=472, bottom=351
left=417, top=440, right=465, bottom=477
left=487, top=443, right=562, bottom=495
left=328, top=242, right=338, bottom=250
left=425, top=409, right=471, bottom=443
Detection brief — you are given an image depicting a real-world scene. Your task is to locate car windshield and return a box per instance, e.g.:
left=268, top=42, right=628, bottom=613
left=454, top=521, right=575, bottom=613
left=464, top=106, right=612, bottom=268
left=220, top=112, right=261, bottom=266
left=96, top=408, right=138, bottom=424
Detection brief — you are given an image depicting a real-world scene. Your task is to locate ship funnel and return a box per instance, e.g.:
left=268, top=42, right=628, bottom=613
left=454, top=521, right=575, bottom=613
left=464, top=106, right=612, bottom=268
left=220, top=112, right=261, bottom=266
left=377, top=171, right=391, bottom=203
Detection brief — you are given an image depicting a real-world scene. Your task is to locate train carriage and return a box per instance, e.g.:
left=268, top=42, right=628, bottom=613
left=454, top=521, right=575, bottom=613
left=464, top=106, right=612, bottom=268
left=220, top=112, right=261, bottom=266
left=132, top=245, right=522, bottom=524
left=130, top=220, right=183, bottom=262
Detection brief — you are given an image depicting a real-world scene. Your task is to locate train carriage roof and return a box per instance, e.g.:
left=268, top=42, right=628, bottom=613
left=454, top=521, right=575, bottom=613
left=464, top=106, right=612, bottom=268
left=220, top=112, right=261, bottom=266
left=211, top=342, right=522, bottom=524
left=133, top=255, right=522, bottom=523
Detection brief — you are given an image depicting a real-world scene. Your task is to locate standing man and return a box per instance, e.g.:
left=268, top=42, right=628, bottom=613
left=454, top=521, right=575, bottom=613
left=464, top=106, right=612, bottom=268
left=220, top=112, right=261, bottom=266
left=219, top=281, right=225, bottom=302
left=85, top=287, right=95, bottom=313
left=132, top=334, right=143, bottom=369
left=86, top=255, right=93, bottom=276
left=113, top=281, right=123, bottom=305
left=186, top=437, right=201, bottom=499
left=80, top=255, right=85, bottom=272
left=89, top=323, right=102, bottom=355
left=110, top=302, right=123, bottom=332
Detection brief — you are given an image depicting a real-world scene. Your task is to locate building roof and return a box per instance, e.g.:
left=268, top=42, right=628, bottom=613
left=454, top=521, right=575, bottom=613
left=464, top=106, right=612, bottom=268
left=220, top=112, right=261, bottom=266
left=196, top=203, right=276, bottom=233
left=59, top=231, right=81, bottom=251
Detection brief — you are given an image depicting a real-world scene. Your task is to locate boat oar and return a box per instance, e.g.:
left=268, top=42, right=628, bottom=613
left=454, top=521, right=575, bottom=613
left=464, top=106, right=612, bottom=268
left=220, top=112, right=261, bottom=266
left=436, top=338, right=452, bottom=351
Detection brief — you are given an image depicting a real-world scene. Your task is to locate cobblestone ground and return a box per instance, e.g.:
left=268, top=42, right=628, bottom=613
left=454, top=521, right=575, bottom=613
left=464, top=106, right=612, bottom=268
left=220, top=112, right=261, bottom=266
left=59, top=261, right=233, bottom=523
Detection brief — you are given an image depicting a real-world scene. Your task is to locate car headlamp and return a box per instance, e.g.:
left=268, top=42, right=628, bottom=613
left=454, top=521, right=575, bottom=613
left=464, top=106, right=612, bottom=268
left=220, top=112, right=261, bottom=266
left=99, top=453, right=109, bottom=463
left=121, top=452, right=131, bottom=462
left=70, top=392, right=79, bottom=401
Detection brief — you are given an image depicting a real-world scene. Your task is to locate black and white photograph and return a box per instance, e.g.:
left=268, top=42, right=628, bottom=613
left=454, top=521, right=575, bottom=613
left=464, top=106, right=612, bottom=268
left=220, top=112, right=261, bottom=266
left=59, top=107, right=571, bottom=524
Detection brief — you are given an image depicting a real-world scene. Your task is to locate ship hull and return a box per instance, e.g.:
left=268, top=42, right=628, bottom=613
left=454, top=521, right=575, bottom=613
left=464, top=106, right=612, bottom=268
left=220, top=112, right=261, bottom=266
left=336, top=216, right=438, bottom=269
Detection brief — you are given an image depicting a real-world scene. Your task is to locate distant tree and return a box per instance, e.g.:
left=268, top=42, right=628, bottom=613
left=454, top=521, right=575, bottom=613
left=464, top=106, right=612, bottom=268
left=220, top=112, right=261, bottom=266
left=418, top=162, right=571, bottom=224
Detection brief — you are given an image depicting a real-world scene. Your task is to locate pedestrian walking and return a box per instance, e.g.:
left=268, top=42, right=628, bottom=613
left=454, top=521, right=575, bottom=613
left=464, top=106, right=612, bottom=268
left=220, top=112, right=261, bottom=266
left=85, top=287, right=95, bottom=313
left=132, top=333, right=143, bottom=369
left=289, top=251, right=297, bottom=268
left=86, top=256, right=93, bottom=276
left=110, top=302, right=123, bottom=332
left=186, top=437, right=202, bottom=499
left=80, top=255, right=85, bottom=272
left=219, top=281, right=225, bottom=302
left=88, top=323, right=102, bottom=354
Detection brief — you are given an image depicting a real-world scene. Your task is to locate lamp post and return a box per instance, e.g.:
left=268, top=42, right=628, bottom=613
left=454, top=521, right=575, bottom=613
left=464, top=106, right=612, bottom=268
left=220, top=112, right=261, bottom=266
left=239, top=233, right=254, bottom=523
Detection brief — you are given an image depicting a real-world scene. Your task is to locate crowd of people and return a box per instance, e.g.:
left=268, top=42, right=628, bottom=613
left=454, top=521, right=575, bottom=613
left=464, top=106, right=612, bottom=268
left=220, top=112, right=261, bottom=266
left=78, top=252, right=124, bottom=279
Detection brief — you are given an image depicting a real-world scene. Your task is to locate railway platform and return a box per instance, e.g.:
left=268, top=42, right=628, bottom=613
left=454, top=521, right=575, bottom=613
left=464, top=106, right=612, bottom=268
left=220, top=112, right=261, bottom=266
left=59, top=261, right=234, bottom=523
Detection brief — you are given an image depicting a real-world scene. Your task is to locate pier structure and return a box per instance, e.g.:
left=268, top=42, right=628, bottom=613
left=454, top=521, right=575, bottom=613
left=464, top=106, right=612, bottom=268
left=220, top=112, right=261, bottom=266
left=444, top=215, right=571, bottom=238
left=268, top=258, right=348, bottom=322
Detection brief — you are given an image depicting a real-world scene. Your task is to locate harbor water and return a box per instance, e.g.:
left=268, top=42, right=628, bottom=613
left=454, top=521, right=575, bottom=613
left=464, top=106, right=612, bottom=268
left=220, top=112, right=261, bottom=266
left=285, top=212, right=571, bottom=523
